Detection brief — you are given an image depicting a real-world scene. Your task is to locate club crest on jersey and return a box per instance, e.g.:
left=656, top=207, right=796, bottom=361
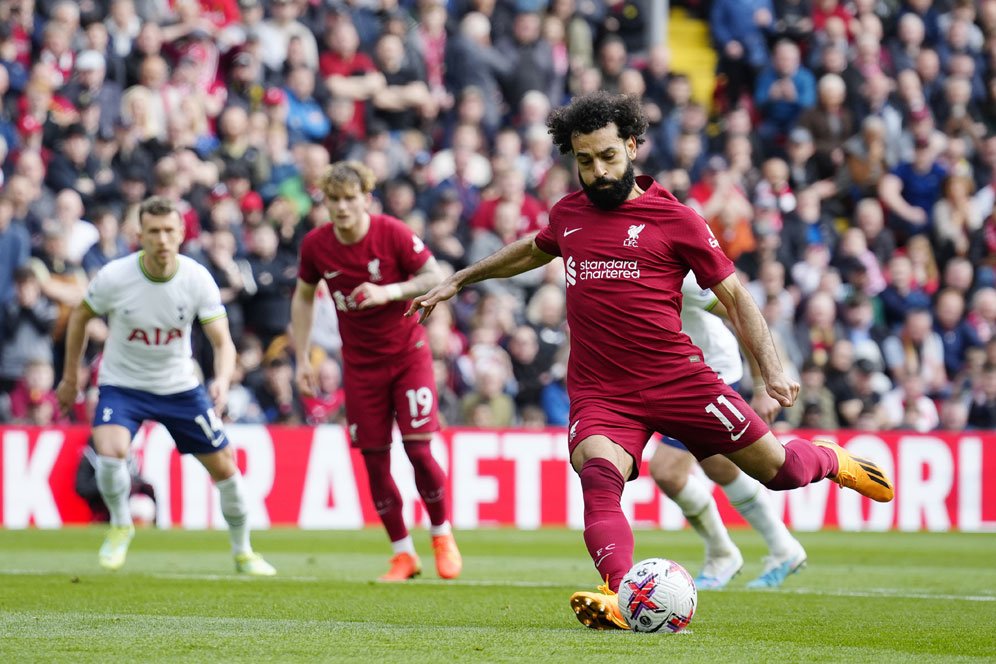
left=624, top=223, right=645, bottom=247
left=367, top=258, right=382, bottom=282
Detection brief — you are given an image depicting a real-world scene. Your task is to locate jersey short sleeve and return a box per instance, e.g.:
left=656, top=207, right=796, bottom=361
left=194, top=264, right=227, bottom=323
left=672, top=209, right=735, bottom=290
left=298, top=232, right=321, bottom=285
left=83, top=266, right=112, bottom=315
left=534, top=217, right=561, bottom=257
left=394, top=221, right=432, bottom=276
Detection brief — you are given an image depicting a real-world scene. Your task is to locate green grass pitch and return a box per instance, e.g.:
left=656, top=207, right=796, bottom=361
left=2, top=527, right=994, bottom=662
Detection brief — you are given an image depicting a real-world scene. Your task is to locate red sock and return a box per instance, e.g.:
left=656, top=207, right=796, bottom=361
left=765, top=439, right=839, bottom=490
left=580, top=458, right=633, bottom=593
left=404, top=440, right=449, bottom=527
left=362, top=449, right=408, bottom=542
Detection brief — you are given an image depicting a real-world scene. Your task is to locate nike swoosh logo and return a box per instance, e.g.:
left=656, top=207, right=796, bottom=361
left=730, top=423, right=750, bottom=441
left=410, top=417, right=431, bottom=428
left=324, top=270, right=342, bottom=279
left=563, top=228, right=582, bottom=237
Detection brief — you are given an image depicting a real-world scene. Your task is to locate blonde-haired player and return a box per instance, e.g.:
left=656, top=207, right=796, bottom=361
left=291, top=162, right=461, bottom=581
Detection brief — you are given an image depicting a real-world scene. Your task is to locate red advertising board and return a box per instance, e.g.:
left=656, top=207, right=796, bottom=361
left=1, top=426, right=994, bottom=531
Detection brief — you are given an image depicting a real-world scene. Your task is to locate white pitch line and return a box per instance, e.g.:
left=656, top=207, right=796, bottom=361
left=3, top=569, right=994, bottom=602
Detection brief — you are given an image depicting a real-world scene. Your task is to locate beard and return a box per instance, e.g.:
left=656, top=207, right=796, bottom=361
left=579, top=160, right=636, bottom=210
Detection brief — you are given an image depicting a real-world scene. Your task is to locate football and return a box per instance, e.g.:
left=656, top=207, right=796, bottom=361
left=618, top=558, right=697, bottom=633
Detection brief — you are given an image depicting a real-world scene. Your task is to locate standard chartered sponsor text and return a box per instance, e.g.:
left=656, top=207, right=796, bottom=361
left=578, top=259, right=640, bottom=280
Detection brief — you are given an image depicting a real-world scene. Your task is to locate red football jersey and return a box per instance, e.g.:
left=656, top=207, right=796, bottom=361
left=534, top=175, right=735, bottom=400
left=299, top=214, right=432, bottom=366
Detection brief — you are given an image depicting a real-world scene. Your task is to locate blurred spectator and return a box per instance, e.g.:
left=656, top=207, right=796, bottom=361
left=2, top=357, right=66, bottom=425
left=794, top=290, right=843, bottom=367
left=880, top=373, right=939, bottom=432
left=842, top=117, right=892, bottom=203
left=0, top=266, right=56, bottom=391
left=754, top=40, right=816, bottom=144
left=284, top=65, right=331, bottom=146
left=255, top=354, right=302, bottom=424
left=470, top=167, right=547, bottom=239
left=243, top=223, right=296, bottom=351
left=933, top=287, right=983, bottom=380
left=0, top=196, right=32, bottom=327
left=370, top=33, right=434, bottom=133
left=506, top=324, right=549, bottom=411
left=687, top=156, right=756, bottom=263
left=797, top=73, right=853, bottom=166
left=81, top=209, right=129, bottom=277
left=839, top=293, right=888, bottom=369
left=61, top=50, right=122, bottom=137
left=300, top=356, right=345, bottom=425
left=936, top=396, right=969, bottom=431
left=882, top=307, right=948, bottom=395
left=782, top=360, right=839, bottom=429
left=879, top=254, right=932, bottom=330
left=879, top=133, right=947, bottom=241
left=710, top=0, right=773, bottom=109
left=967, top=363, right=996, bottom=429
left=460, top=357, right=516, bottom=427
left=495, top=8, right=558, bottom=110
left=259, top=0, right=318, bottom=73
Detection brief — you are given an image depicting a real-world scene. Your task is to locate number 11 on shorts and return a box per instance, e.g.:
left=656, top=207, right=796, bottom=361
left=705, top=395, right=746, bottom=432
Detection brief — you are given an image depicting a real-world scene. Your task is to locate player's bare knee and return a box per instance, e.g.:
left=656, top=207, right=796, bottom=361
left=92, top=427, right=131, bottom=459
left=700, top=455, right=742, bottom=486
left=650, top=446, right=695, bottom=497
left=570, top=435, right=632, bottom=478
left=198, top=446, right=238, bottom=482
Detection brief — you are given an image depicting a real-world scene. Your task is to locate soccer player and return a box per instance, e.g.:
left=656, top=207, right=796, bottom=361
left=290, top=161, right=462, bottom=582
left=650, top=272, right=806, bottom=590
left=55, top=197, right=276, bottom=576
left=409, top=92, right=893, bottom=629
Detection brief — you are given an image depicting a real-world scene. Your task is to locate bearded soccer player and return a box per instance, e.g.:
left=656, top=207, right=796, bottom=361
left=409, top=92, right=893, bottom=629
left=649, top=272, right=806, bottom=590
left=291, top=161, right=461, bottom=582
left=56, top=197, right=276, bottom=576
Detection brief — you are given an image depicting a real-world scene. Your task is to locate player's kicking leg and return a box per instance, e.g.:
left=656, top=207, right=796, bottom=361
left=92, top=424, right=137, bottom=571
left=650, top=443, right=743, bottom=589
left=197, top=447, right=276, bottom=576
left=698, top=456, right=807, bottom=589
left=404, top=440, right=461, bottom=579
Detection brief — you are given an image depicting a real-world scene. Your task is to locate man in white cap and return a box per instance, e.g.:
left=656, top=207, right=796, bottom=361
left=62, top=49, right=122, bottom=135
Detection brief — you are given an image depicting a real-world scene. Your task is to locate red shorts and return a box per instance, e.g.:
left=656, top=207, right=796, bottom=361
left=343, top=344, right=439, bottom=449
left=568, top=366, right=769, bottom=479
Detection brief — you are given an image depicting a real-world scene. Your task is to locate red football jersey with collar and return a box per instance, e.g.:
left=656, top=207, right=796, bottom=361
left=298, top=214, right=431, bottom=367
left=533, top=175, right=735, bottom=400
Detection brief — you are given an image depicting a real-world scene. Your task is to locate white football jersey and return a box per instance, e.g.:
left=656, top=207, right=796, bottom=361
left=84, top=252, right=227, bottom=394
left=680, top=272, right=743, bottom=385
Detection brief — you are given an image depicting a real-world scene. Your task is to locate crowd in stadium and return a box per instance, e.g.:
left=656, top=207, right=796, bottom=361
left=1, top=0, right=996, bottom=432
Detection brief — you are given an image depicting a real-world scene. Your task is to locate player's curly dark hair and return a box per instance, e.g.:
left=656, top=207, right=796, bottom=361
left=546, top=92, right=648, bottom=155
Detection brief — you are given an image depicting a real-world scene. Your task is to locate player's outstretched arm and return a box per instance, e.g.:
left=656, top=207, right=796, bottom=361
left=56, top=303, right=97, bottom=414
left=406, top=236, right=555, bottom=322
left=290, top=279, right=319, bottom=397
left=711, top=273, right=800, bottom=408
left=201, top=316, right=237, bottom=413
